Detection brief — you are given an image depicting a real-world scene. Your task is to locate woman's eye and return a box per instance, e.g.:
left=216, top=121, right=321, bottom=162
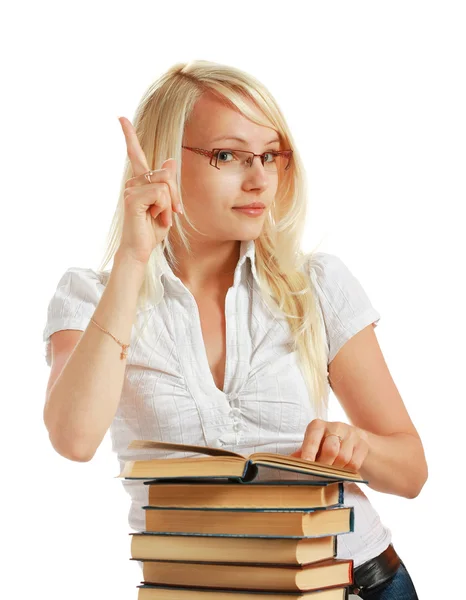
left=263, top=152, right=277, bottom=163
left=218, top=150, right=234, bottom=162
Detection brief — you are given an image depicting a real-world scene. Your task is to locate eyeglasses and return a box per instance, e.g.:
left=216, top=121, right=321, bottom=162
left=182, top=146, right=293, bottom=173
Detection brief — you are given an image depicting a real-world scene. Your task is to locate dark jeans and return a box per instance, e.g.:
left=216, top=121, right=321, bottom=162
left=354, top=560, right=419, bottom=599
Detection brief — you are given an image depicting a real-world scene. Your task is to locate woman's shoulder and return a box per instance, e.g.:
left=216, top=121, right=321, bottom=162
left=304, top=250, right=347, bottom=275
left=301, top=250, right=381, bottom=363
left=303, top=249, right=377, bottom=304
left=42, top=266, right=112, bottom=367
left=44, top=265, right=111, bottom=329
left=52, top=265, right=111, bottom=291
left=301, top=250, right=356, bottom=292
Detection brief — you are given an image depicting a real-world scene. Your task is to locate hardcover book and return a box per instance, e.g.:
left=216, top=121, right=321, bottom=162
left=118, top=439, right=368, bottom=484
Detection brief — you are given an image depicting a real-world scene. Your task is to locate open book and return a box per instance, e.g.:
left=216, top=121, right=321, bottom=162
left=117, top=440, right=368, bottom=484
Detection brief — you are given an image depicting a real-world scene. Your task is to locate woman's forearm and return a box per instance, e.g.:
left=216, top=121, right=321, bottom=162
left=44, top=249, right=147, bottom=461
left=358, top=431, right=428, bottom=498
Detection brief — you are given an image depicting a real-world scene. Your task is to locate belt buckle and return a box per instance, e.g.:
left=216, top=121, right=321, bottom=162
left=350, top=582, right=367, bottom=595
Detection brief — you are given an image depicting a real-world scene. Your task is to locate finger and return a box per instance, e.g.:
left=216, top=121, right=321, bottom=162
left=118, top=116, right=150, bottom=178
left=343, top=440, right=368, bottom=473
left=149, top=185, right=173, bottom=227
left=151, top=202, right=172, bottom=228
left=301, top=419, right=327, bottom=461
left=289, top=450, right=302, bottom=458
left=314, top=437, right=338, bottom=465
left=125, top=159, right=183, bottom=215
left=325, top=437, right=353, bottom=469
left=126, top=183, right=171, bottom=221
left=161, top=159, right=183, bottom=214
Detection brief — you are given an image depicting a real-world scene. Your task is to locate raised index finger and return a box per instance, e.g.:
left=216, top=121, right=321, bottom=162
left=118, top=116, right=150, bottom=178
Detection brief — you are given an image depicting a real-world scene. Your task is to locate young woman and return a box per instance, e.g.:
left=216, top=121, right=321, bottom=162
left=42, top=60, right=425, bottom=599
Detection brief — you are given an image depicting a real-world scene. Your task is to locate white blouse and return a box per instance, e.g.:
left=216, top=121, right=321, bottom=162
left=42, top=240, right=391, bottom=568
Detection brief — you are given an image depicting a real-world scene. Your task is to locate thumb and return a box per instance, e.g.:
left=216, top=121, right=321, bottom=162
left=160, top=157, right=182, bottom=214
left=162, top=157, right=177, bottom=170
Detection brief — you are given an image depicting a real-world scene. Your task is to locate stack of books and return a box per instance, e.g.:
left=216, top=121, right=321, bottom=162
left=118, top=440, right=369, bottom=599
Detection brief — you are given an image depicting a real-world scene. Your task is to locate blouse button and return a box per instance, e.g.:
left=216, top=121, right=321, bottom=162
left=233, top=422, right=242, bottom=432
left=229, top=408, right=241, bottom=418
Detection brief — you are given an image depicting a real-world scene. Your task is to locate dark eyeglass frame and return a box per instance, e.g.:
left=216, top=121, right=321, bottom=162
left=182, top=146, right=293, bottom=171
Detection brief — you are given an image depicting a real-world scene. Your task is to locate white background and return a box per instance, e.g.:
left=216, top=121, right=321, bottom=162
left=1, top=1, right=465, bottom=599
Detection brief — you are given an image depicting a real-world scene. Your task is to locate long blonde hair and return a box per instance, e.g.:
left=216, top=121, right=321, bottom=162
left=97, top=60, right=330, bottom=419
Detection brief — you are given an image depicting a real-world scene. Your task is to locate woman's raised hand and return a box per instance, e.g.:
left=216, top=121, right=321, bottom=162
left=117, top=116, right=183, bottom=266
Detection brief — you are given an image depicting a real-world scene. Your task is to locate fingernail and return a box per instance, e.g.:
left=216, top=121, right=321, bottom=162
left=177, top=204, right=183, bottom=214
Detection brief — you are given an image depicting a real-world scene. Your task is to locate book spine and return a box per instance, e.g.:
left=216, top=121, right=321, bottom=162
left=339, top=481, right=344, bottom=504
left=241, top=460, right=259, bottom=482
left=349, top=507, right=354, bottom=532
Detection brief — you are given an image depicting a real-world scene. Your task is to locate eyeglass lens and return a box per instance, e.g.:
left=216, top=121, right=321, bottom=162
left=214, top=149, right=290, bottom=172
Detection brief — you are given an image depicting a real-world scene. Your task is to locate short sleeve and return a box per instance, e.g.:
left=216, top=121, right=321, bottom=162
left=307, top=252, right=381, bottom=364
left=42, top=267, right=108, bottom=367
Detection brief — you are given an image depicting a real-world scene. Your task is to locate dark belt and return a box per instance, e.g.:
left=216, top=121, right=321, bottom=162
left=349, top=543, right=401, bottom=595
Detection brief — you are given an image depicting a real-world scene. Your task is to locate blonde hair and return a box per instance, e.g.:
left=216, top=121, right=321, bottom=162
left=97, top=60, right=330, bottom=419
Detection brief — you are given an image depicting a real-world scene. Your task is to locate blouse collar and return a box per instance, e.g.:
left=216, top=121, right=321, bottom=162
left=157, top=238, right=259, bottom=292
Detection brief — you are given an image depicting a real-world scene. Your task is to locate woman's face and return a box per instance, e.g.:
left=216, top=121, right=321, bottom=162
left=179, top=92, right=281, bottom=243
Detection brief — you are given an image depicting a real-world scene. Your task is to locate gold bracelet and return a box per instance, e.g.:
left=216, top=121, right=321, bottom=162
left=90, top=317, right=130, bottom=360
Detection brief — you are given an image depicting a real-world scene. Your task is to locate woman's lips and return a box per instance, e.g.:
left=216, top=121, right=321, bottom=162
left=232, top=207, right=265, bottom=217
